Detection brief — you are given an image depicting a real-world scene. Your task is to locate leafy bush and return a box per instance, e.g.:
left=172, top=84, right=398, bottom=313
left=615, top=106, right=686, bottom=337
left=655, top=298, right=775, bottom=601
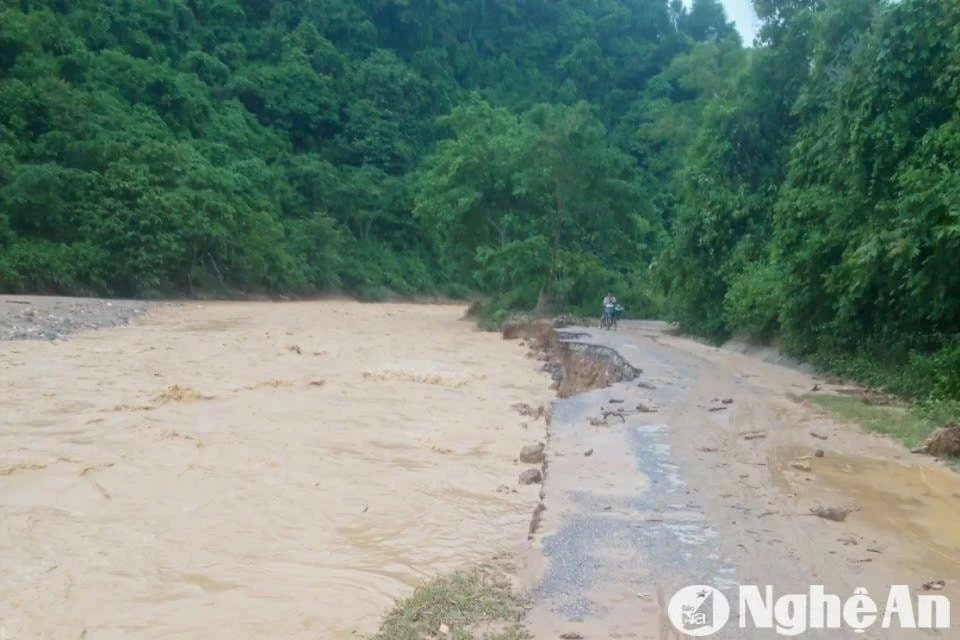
left=904, top=340, right=960, bottom=401
left=723, top=262, right=782, bottom=342
left=0, top=240, right=109, bottom=295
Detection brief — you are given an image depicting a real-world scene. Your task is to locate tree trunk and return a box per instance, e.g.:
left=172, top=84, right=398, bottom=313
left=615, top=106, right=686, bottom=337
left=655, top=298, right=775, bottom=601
left=536, top=286, right=551, bottom=314
left=362, top=214, right=374, bottom=243
left=547, top=177, right=563, bottom=305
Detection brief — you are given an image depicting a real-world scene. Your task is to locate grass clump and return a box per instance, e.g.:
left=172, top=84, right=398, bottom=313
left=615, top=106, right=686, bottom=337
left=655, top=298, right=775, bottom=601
left=369, top=568, right=530, bottom=640
left=805, top=394, right=960, bottom=453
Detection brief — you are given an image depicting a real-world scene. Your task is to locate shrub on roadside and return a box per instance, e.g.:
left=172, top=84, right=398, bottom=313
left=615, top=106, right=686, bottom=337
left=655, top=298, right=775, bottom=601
left=723, top=262, right=782, bottom=342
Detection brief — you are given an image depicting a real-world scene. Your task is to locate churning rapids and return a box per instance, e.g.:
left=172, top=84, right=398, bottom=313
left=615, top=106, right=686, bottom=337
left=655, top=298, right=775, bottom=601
left=0, top=301, right=552, bottom=639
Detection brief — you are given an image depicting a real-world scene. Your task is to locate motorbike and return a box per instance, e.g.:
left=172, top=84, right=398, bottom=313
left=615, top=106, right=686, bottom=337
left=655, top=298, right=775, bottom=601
left=600, top=304, right=623, bottom=330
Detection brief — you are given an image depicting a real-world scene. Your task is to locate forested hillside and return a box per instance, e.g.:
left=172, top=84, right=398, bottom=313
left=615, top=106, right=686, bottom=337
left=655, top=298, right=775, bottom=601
left=2, top=0, right=959, bottom=397
left=0, top=0, right=737, bottom=310
left=658, top=0, right=960, bottom=399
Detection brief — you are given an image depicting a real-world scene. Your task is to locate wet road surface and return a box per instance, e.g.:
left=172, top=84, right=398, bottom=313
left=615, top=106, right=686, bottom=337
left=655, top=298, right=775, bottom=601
left=521, top=321, right=960, bottom=639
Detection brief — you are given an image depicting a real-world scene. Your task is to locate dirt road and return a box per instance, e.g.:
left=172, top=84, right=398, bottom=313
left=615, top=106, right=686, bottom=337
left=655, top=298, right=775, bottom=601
left=521, top=321, right=960, bottom=639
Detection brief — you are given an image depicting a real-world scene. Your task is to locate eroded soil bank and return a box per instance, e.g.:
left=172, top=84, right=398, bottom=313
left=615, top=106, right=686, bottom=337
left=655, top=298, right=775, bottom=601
left=0, top=301, right=552, bottom=639
left=506, top=320, right=640, bottom=398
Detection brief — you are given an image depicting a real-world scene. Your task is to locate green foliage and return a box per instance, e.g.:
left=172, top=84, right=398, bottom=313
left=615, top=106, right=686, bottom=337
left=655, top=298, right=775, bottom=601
left=806, top=393, right=944, bottom=453
left=658, top=0, right=960, bottom=402
left=370, top=568, right=529, bottom=640
left=722, top=262, right=782, bottom=341
left=415, top=95, right=665, bottom=316
left=1, top=0, right=736, bottom=303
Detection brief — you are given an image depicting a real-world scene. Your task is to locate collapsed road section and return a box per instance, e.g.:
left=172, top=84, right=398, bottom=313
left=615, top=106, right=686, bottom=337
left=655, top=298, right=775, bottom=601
left=507, top=319, right=640, bottom=397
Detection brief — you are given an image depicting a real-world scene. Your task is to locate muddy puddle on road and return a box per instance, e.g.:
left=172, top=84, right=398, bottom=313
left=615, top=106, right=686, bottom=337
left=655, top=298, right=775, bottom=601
left=771, top=445, right=960, bottom=578
left=0, top=302, right=551, bottom=639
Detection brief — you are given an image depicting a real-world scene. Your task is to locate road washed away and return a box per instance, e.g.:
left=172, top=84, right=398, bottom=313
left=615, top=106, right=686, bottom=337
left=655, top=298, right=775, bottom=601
left=519, top=321, right=960, bottom=639
left=0, top=301, right=552, bottom=639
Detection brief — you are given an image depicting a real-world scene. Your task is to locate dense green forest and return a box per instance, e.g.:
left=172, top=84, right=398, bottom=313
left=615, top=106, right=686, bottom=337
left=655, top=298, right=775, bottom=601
left=2, top=0, right=959, bottom=398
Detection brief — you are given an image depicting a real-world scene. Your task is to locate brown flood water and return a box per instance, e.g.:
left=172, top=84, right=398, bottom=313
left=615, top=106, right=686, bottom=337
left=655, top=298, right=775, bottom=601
left=0, top=302, right=551, bottom=639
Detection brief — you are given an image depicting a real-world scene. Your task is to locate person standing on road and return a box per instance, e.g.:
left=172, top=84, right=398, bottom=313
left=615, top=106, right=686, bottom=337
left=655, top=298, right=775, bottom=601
left=601, top=292, right=617, bottom=326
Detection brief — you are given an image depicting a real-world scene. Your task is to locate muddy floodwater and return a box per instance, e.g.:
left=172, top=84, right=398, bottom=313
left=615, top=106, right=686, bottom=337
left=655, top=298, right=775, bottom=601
left=0, top=302, right=551, bottom=639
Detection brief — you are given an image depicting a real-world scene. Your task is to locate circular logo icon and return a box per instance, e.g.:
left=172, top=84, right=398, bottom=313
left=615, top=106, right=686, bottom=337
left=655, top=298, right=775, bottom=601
left=667, top=585, right=731, bottom=637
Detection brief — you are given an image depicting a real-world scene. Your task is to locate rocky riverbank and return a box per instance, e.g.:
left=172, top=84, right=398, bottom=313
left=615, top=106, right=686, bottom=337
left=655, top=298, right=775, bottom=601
left=0, top=295, right=154, bottom=342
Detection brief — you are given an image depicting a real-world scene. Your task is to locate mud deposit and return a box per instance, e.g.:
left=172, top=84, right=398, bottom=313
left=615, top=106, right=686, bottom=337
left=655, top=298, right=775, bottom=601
left=0, top=301, right=552, bottom=639
left=772, top=445, right=960, bottom=577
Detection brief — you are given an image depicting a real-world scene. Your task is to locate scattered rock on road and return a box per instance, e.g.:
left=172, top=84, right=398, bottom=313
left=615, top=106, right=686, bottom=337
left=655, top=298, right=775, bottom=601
left=810, top=505, right=854, bottom=522
left=519, top=468, right=543, bottom=485
left=519, top=443, right=545, bottom=464
left=513, top=403, right=547, bottom=420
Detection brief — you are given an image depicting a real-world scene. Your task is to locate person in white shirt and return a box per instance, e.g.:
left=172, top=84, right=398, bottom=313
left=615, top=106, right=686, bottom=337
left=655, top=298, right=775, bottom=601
left=601, top=292, right=617, bottom=326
